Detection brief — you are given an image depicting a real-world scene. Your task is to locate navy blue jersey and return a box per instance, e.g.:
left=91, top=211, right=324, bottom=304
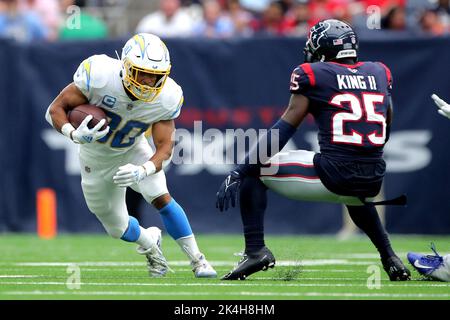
left=289, top=61, right=393, bottom=197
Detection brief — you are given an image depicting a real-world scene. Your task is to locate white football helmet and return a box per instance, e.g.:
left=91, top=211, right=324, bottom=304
left=121, top=33, right=171, bottom=102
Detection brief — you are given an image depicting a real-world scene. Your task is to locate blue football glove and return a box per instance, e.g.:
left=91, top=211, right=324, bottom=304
left=216, top=170, right=242, bottom=212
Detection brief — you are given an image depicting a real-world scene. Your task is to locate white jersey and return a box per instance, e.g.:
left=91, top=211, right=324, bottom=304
left=73, top=54, right=183, bottom=160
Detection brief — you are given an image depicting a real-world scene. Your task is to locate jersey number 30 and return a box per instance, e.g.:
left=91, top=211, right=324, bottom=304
left=97, top=110, right=149, bottom=148
left=331, top=93, right=386, bottom=146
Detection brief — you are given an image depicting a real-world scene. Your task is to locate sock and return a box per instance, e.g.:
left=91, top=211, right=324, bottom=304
left=346, top=205, right=396, bottom=260
left=239, top=176, right=267, bottom=254
left=176, top=235, right=202, bottom=262
left=135, top=226, right=155, bottom=250
left=159, top=198, right=193, bottom=240
left=120, top=216, right=155, bottom=250
left=120, top=216, right=141, bottom=242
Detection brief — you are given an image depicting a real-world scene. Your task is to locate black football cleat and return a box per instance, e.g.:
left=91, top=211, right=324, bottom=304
left=382, top=256, right=411, bottom=281
left=221, top=246, right=276, bottom=280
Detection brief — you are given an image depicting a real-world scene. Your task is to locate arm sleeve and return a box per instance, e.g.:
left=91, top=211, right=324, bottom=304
left=235, top=119, right=297, bottom=176
left=165, top=94, right=184, bottom=120
left=377, top=62, right=393, bottom=142
left=376, top=62, right=393, bottom=94
left=160, top=84, right=184, bottom=121
left=73, top=55, right=109, bottom=101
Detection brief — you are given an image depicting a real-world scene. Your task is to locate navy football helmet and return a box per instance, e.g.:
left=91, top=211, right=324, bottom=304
left=304, top=19, right=358, bottom=63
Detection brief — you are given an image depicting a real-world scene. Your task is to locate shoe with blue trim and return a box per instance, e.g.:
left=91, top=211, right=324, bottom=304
left=407, top=243, right=450, bottom=282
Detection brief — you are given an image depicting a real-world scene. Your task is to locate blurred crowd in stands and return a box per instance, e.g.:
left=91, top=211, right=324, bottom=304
left=0, top=0, right=449, bottom=42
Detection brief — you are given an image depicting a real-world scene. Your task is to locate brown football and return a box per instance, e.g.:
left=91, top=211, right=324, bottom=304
left=68, top=104, right=108, bottom=130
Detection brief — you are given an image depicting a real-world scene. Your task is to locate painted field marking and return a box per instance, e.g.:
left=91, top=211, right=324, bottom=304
left=7, top=267, right=355, bottom=273
left=1, top=281, right=448, bottom=288
left=0, top=275, right=42, bottom=278
left=10, top=259, right=377, bottom=267
left=3, top=290, right=450, bottom=298
left=241, top=292, right=450, bottom=298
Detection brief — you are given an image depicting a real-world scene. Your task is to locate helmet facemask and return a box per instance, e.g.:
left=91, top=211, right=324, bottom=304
left=122, top=57, right=171, bottom=102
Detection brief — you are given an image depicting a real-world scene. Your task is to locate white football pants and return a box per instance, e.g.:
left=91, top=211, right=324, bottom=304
left=259, top=150, right=366, bottom=206
left=79, top=138, right=169, bottom=238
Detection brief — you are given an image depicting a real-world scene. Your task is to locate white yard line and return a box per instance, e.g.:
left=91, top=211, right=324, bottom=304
left=1, top=281, right=448, bottom=287
left=240, top=292, right=450, bottom=298
left=3, top=291, right=211, bottom=296
left=9, top=259, right=377, bottom=267
left=12, top=267, right=356, bottom=273
left=3, top=290, right=450, bottom=298
left=0, top=275, right=41, bottom=278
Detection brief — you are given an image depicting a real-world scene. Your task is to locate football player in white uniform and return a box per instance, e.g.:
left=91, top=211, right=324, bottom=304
left=45, top=33, right=217, bottom=278
left=405, top=94, right=450, bottom=282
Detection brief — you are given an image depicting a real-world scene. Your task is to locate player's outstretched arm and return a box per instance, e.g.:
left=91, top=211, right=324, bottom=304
left=280, top=94, right=311, bottom=128
left=234, top=93, right=310, bottom=176
left=432, top=94, right=450, bottom=119
left=216, top=94, right=309, bottom=211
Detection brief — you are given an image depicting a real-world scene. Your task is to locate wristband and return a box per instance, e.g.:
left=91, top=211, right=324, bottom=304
left=61, top=123, right=76, bottom=140
left=142, top=161, right=156, bottom=176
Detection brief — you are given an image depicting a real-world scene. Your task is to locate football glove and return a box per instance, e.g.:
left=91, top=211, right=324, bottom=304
left=432, top=94, right=450, bottom=120
left=113, top=161, right=156, bottom=187
left=216, top=170, right=242, bottom=212
left=64, top=115, right=110, bottom=144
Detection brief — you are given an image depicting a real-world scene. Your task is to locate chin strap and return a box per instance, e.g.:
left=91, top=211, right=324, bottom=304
left=359, top=194, right=407, bottom=207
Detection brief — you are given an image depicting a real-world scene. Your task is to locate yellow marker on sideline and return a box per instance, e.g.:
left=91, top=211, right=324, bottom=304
left=36, top=188, right=57, bottom=239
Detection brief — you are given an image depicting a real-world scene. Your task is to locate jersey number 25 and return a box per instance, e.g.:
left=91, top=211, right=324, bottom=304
left=330, top=93, right=386, bottom=146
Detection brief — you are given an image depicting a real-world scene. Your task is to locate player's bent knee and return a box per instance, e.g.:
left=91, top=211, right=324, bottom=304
left=261, top=177, right=364, bottom=206
left=151, top=193, right=172, bottom=210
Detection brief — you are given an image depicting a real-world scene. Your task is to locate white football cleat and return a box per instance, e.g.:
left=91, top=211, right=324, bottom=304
left=407, top=243, right=450, bottom=282
left=136, top=227, right=170, bottom=277
left=191, top=253, right=217, bottom=278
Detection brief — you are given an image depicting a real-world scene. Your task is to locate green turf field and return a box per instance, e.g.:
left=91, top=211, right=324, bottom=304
left=0, top=234, right=449, bottom=300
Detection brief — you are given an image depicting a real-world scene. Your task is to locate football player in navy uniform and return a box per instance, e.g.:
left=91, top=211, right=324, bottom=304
left=216, top=19, right=411, bottom=281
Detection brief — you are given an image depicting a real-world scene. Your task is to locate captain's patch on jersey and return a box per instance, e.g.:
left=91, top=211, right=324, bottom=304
left=102, top=95, right=117, bottom=108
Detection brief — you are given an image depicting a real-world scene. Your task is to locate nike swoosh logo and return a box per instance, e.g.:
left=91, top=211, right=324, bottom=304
left=414, top=260, right=434, bottom=269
